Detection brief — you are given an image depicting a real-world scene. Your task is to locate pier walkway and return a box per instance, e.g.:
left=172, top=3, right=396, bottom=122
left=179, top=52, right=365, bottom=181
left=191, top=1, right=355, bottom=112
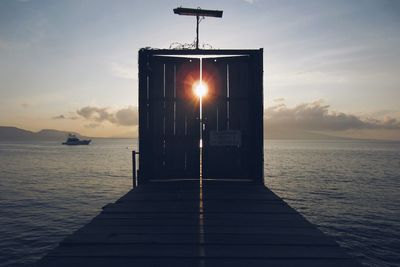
left=37, top=180, right=361, bottom=266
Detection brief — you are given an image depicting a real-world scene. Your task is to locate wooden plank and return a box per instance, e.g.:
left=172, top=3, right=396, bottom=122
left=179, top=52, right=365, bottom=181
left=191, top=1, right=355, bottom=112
left=95, top=212, right=307, bottom=221
left=101, top=202, right=296, bottom=214
left=46, top=244, right=352, bottom=259
left=74, top=225, right=328, bottom=236
left=118, top=194, right=282, bottom=201
left=103, top=203, right=293, bottom=211
left=38, top=258, right=362, bottom=267
left=63, top=233, right=337, bottom=246
left=87, top=217, right=314, bottom=227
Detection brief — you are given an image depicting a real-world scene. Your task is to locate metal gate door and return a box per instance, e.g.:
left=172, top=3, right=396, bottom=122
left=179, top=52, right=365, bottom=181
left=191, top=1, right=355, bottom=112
left=139, top=49, right=263, bottom=183
left=202, top=56, right=254, bottom=179
left=139, top=56, right=200, bottom=180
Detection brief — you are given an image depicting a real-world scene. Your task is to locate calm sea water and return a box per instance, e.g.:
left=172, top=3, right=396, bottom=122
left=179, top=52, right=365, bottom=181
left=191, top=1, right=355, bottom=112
left=0, top=139, right=399, bottom=266
left=265, top=140, right=400, bottom=267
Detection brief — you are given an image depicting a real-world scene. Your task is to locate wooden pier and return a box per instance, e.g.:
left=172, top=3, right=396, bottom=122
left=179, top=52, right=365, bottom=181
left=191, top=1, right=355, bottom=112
left=37, top=180, right=361, bottom=266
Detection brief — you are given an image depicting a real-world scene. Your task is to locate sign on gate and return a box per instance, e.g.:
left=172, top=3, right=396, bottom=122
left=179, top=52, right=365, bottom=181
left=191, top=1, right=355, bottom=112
left=209, top=130, right=241, bottom=147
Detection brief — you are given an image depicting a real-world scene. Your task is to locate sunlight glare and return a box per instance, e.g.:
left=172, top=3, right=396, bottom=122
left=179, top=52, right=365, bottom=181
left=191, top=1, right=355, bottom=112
left=193, top=81, right=208, bottom=98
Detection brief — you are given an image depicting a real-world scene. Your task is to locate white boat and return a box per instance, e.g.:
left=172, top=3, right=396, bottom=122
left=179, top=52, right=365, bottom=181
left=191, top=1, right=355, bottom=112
left=62, top=134, right=91, bottom=145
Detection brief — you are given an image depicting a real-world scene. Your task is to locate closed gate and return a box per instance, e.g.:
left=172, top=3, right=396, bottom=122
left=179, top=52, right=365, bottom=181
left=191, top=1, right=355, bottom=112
left=138, top=49, right=263, bottom=183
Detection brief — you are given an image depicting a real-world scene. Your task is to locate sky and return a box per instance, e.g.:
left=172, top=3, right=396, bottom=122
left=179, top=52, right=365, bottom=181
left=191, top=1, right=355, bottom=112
left=0, top=0, right=399, bottom=139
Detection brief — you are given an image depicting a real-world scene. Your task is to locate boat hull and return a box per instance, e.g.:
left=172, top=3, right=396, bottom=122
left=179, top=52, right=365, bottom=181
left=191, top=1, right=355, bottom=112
left=62, top=140, right=91, bottom=145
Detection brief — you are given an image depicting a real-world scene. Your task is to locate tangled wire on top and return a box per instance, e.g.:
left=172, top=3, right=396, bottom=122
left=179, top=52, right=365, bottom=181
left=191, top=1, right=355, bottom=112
left=169, top=39, right=214, bottom=50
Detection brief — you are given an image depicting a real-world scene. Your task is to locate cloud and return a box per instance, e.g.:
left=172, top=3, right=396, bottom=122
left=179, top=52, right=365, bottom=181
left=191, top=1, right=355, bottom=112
left=76, top=106, right=138, bottom=126
left=266, top=101, right=400, bottom=131
left=115, top=108, right=138, bottom=126
left=365, top=109, right=400, bottom=120
left=21, top=103, right=30, bottom=108
left=52, top=114, right=66, bottom=120
left=77, top=106, right=116, bottom=123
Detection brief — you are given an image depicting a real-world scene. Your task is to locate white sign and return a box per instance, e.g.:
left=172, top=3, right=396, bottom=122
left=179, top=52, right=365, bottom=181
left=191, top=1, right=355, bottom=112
left=209, top=130, right=241, bottom=146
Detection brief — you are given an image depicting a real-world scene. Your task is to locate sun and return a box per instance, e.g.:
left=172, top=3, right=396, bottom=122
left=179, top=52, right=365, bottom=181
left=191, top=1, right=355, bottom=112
left=193, top=81, right=208, bottom=98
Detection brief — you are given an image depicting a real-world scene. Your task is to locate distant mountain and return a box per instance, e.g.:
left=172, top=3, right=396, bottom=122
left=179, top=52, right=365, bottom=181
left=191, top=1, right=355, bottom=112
left=0, top=126, right=88, bottom=141
left=0, top=126, right=34, bottom=141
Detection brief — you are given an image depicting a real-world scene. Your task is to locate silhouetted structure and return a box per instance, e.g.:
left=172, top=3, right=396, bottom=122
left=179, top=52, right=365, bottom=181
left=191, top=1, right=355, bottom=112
left=138, top=49, right=264, bottom=182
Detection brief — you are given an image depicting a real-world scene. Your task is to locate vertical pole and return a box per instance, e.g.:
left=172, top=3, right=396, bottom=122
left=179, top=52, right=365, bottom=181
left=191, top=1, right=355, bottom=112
left=198, top=57, right=205, bottom=258
left=196, top=15, right=199, bottom=49
left=132, top=150, right=136, bottom=188
left=199, top=58, right=203, bottom=149
left=199, top=97, right=202, bottom=144
left=199, top=94, right=203, bottom=183
left=199, top=58, right=203, bottom=185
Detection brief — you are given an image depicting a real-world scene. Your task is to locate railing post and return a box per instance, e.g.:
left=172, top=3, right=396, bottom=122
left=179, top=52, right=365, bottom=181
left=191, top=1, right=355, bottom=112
left=132, top=150, right=137, bottom=188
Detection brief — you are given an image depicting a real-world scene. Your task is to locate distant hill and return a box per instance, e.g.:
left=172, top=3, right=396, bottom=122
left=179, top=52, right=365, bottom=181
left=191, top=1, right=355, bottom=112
left=0, top=126, right=88, bottom=141
left=265, top=127, right=351, bottom=140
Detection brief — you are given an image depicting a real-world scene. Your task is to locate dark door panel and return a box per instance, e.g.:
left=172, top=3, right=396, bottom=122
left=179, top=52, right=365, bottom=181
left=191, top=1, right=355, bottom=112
left=139, top=56, right=200, bottom=180
left=202, top=56, right=251, bottom=179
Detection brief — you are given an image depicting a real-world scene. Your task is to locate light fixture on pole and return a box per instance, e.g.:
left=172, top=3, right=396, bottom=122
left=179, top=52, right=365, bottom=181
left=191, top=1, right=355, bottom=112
left=173, top=7, right=223, bottom=49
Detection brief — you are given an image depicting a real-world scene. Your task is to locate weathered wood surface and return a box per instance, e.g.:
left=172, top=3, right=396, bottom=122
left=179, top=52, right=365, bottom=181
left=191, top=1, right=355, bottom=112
left=36, top=180, right=362, bottom=267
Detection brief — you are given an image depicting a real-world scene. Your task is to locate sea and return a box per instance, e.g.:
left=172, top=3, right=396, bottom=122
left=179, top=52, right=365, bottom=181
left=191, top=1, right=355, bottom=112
left=0, top=139, right=399, bottom=266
